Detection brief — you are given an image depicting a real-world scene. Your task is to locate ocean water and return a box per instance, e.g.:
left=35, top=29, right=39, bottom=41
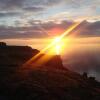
left=1, top=37, right=100, bottom=81
left=62, top=43, right=100, bottom=81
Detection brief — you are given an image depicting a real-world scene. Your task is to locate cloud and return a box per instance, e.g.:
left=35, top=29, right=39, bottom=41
left=0, top=0, right=99, bottom=22
left=0, top=0, right=24, bottom=18
left=88, top=21, right=100, bottom=30
left=0, top=20, right=100, bottom=39
left=24, top=0, right=63, bottom=7
left=0, top=27, right=46, bottom=39
left=0, top=0, right=62, bottom=11
left=72, top=20, right=100, bottom=36
left=45, top=0, right=63, bottom=6
left=0, top=0, right=24, bottom=9
left=0, top=20, right=74, bottom=39
left=0, top=0, right=46, bottom=18
left=0, top=11, right=21, bottom=17
left=23, top=6, right=45, bottom=12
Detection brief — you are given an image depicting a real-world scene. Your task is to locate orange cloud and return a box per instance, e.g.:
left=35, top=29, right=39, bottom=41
left=48, top=27, right=64, bottom=36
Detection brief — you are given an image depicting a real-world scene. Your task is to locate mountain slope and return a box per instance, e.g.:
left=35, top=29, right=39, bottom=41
left=0, top=44, right=100, bottom=100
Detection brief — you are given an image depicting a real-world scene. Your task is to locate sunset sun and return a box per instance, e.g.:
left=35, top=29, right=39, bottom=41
left=55, top=45, right=61, bottom=55
left=53, top=37, right=62, bottom=55
left=0, top=0, right=100, bottom=99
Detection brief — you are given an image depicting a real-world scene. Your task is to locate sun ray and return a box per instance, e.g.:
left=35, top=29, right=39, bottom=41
left=23, top=21, right=83, bottom=67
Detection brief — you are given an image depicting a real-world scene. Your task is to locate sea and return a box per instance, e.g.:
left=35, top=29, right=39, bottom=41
left=1, top=37, right=100, bottom=81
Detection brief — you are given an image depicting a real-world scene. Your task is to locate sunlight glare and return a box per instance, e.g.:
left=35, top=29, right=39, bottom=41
left=53, top=36, right=62, bottom=55
left=54, top=37, right=61, bottom=43
left=24, top=21, right=82, bottom=66
left=55, top=45, right=61, bottom=55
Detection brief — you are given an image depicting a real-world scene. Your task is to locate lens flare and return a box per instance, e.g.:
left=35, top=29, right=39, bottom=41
left=23, top=21, right=83, bottom=66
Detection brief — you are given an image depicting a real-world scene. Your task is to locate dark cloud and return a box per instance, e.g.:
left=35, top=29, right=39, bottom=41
left=23, top=6, right=45, bottom=12
left=0, top=20, right=100, bottom=39
left=0, top=0, right=24, bottom=10
left=0, top=1, right=20, bottom=10
left=45, top=0, right=62, bottom=6
left=66, top=20, right=100, bottom=37
left=0, top=0, right=48, bottom=17
left=0, top=12, right=21, bottom=17
left=88, top=21, right=100, bottom=30
left=0, top=0, right=24, bottom=17
left=0, top=20, right=74, bottom=39
left=0, top=24, right=48, bottom=39
left=24, top=0, right=62, bottom=6
left=29, top=20, right=73, bottom=30
left=0, top=0, right=83, bottom=19
left=0, top=0, right=62, bottom=11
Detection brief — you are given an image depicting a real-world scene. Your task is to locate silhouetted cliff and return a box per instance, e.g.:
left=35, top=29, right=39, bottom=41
left=0, top=43, right=39, bottom=65
left=0, top=43, right=100, bottom=100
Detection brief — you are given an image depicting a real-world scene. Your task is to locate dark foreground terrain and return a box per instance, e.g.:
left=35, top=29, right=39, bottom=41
left=0, top=43, right=100, bottom=100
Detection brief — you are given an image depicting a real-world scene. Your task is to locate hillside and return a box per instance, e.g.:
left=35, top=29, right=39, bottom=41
left=0, top=43, right=100, bottom=100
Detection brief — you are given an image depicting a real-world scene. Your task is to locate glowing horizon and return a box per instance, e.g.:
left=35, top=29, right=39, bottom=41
left=23, top=21, right=82, bottom=66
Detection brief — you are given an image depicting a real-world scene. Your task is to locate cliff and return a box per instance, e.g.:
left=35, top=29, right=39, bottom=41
left=0, top=43, right=100, bottom=100
left=0, top=43, right=65, bottom=71
left=0, top=44, right=39, bottom=65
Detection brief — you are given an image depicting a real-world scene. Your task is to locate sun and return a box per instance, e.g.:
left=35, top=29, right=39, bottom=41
left=24, top=21, right=82, bottom=66
left=54, top=37, right=61, bottom=43
left=55, top=45, right=61, bottom=55
left=53, top=37, right=62, bottom=55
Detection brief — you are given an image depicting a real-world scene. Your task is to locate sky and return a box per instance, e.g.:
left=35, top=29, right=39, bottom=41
left=0, top=0, right=100, bottom=40
left=0, top=0, right=100, bottom=80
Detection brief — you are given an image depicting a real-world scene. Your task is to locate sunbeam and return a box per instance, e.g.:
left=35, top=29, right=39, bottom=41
left=23, top=21, right=83, bottom=66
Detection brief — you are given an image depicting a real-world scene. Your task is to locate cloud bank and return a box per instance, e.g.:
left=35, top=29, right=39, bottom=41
left=0, top=20, right=100, bottom=39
